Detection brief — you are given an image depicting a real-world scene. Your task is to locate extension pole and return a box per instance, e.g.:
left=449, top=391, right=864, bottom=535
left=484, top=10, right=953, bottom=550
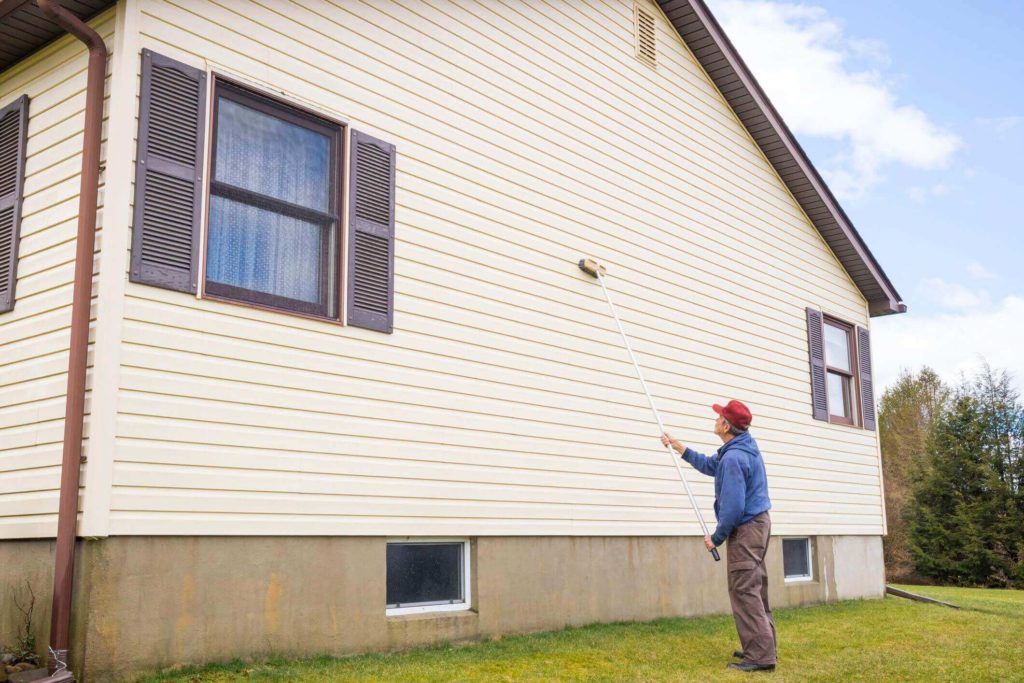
left=592, top=268, right=720, bottom=562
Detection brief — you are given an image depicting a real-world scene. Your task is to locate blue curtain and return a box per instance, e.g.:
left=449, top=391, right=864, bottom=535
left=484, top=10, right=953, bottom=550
left=207, top=196, right=322, bottom=303
left=207, top=96, right=331, bottom=303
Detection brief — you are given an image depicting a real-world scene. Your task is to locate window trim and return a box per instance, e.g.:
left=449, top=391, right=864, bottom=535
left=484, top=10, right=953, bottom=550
left=201, top=77, right=345, bottom=320
left=385, top=538, right=472, bottom=617
left=782, top=537, right=814, bottom=583
left=822, top=316, right=860, bottom=427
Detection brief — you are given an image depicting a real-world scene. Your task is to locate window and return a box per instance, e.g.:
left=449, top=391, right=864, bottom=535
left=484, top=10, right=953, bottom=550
left=386, top=540, right=471, bottom=615
left=782, top=538, right=813, bottom=582
left=205, top=80, right=342, bottom=318
left=131, top=52, right=397, bottom=331
left=823, top=318, right=857, bottom=425
left=805, top=308, right=876, bottom=430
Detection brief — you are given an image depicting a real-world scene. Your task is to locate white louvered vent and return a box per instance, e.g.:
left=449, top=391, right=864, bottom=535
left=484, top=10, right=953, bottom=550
left=634, top=4, right=657, bottom=68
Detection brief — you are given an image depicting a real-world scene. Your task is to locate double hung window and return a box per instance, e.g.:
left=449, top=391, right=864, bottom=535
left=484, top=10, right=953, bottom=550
left=805, top=308, right=875, bottom=430
left=823, top=319, right=856, bottom=425
left=205, top=82, right=341, bottom=318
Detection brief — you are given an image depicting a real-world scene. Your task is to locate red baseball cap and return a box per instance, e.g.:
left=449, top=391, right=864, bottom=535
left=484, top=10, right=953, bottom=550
left=713, top=400, right=752, bottom=430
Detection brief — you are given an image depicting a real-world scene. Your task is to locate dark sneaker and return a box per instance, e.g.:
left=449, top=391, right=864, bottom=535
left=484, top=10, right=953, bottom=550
left=727, top=662, right=775, bottom=672
left=733, top=651, right=745, bottom=659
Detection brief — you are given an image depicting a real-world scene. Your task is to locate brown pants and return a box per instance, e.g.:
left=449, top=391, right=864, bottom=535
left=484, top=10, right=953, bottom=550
left=726, top=511, right=776, bottom=665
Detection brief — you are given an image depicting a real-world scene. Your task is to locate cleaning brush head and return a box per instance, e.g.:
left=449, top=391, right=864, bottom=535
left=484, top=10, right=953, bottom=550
left=578, top=258, right=607, bottom=278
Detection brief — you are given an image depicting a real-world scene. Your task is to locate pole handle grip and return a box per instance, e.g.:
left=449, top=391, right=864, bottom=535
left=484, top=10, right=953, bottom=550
left=711, top=547, right=721, bottom=562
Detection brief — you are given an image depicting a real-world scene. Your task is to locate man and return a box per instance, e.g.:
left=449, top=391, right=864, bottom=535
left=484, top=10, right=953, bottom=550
left=661, top=400, right=776, bottom=673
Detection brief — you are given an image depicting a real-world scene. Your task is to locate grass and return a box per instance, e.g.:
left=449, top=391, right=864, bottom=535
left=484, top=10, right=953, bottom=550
left=143, top=585, right=1024, bottom=682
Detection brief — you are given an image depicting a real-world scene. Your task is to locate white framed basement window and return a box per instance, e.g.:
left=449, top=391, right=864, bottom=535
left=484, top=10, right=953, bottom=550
left=782, top=537, right=814, bottom=583
left=386, top=539, right=471, bottom=616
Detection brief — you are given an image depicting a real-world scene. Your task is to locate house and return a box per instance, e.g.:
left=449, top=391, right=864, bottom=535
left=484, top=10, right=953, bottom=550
left=0, top=0, right=905, bottom=680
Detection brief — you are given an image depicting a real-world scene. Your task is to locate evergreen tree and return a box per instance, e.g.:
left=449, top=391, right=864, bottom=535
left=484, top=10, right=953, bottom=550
left=909, top=367, right=1024, bottom=587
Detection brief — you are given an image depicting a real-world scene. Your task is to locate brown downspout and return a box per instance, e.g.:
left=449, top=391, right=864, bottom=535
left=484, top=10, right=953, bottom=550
left=37, top=0, right=108, bottom=674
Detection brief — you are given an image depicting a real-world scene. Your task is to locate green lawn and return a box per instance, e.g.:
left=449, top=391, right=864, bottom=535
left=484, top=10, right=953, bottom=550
left=144, top=585, right=1024, bottom=682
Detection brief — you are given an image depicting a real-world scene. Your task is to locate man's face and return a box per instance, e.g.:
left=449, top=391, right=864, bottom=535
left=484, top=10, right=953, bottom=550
left=714, top=415, right=728, bottom=439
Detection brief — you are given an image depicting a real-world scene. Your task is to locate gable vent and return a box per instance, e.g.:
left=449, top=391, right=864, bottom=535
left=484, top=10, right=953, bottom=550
left=634, top=4, right=657, bottom=68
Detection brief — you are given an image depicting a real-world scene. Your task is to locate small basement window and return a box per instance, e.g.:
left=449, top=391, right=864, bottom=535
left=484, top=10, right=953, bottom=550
left=386, top=540, right=470, bottom=615
left=782, top=538, right=813, bottom=582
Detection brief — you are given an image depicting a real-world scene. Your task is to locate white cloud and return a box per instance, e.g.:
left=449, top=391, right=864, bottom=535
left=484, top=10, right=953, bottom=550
left=710, top=0, right=961, bottom=199
left=966, top=261, right=997, bottom=280
left=872, top=294, right=1024, bottom=394
left=907, top=183, right=951, bottom=204
left=918, top=278, right=990, bottom=311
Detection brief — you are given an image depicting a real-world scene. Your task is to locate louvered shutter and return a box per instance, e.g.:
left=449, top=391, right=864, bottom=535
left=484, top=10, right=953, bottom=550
left=130, top=50, right=207, bottom=293
left=857, top=326, right=876, bottom=430
left=347, top=130, right=395, bottom=333
left=0, top=95, right=29, bottom=314
left=806, top=307, right=828, bottom=421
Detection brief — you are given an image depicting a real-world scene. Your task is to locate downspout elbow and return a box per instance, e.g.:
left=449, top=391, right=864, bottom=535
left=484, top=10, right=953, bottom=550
left=38, top=0, right=108, bottom=55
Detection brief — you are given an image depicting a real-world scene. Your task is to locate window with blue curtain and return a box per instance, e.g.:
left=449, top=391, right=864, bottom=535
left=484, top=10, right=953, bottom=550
left=205, top=82, right=340, bottom=317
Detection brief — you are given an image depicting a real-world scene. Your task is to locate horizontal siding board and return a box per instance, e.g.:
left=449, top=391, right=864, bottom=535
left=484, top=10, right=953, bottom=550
left=107, top=486, right=881, bottom=522
left=117, top=361, right=880, bottom=467
left=116, top=438, right=882, bottom=500
left=0, top=516, right=59, bottom=539
left=115, top=391, right=877, bottom=476
left=0, top=491, right=63, bottom=518
left=117, top=317, right=823, bottom=421
left=0, top=466, right=63, bottom=496
left=0, top=352, right=68, bottom=389
left=0, top=443, right=64, bottom=472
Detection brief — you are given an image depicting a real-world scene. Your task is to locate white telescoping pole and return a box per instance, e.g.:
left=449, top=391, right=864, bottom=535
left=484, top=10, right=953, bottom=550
left=594, top=271, right=720, bottom=561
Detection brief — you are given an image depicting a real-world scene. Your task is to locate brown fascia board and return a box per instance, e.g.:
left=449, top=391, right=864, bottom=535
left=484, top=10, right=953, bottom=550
left=658, top=0, right=905, bottom=316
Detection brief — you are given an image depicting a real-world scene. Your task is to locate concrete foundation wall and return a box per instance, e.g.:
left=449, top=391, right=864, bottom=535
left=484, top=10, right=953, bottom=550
left=1, top=535, right=884, bottom=681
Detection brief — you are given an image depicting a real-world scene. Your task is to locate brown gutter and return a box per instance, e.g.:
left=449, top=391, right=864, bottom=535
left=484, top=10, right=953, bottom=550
left=37, top=0, right=107, bottom=674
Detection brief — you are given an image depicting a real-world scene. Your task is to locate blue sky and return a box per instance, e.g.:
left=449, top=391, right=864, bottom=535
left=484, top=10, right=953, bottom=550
left=709, top=0, right=1024, bottom=391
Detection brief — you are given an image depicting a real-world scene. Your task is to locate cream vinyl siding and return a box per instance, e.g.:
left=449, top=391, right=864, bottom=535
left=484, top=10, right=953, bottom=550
left=0, top=11, right=116, bottom=539
left=106, top=0, right=882, bottom=536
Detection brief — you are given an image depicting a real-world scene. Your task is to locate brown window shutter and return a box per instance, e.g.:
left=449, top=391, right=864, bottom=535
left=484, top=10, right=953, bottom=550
left=0, top=95, right=29, bottom=314
left=129, top=50, right=207, bottom=293
left=806, top=307, right=828, bottom=421
left=347, top=129, right=395, bottom=333
left=857, top=325, right=876, bottom=430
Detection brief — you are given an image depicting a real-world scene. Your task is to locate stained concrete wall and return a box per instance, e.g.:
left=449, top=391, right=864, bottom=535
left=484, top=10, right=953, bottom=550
left=0, top=535, right=884, bottom=681
left=830, top=535, right=886, bottom=601
left=0, top=540, right=55, bottom=662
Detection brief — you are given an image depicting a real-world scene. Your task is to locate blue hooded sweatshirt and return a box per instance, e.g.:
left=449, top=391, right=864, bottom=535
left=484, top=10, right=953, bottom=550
left=682, top=431, right=771, bottom=547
